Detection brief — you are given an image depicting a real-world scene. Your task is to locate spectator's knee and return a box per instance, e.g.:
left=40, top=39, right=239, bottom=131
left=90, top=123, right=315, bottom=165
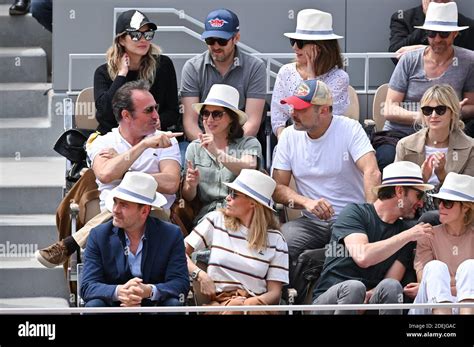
left=457, top=259, right=474, bottom=274
left=379, top=278, right=402, bottom=295
left=341, top=280, right=366, bottom=303
left=423, top=259, right=448, bottom=277
left=85, top=298, right=108, bottom=307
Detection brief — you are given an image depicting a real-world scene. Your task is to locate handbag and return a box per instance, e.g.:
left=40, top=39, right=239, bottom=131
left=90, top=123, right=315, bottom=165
left=169, top=177, right=203, bottom=236
left=53, top=128, right=95, bottom=163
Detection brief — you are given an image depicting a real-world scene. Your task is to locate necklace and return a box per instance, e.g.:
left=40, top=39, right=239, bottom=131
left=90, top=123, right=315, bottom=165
left=426, top=49, right=454, bottom=67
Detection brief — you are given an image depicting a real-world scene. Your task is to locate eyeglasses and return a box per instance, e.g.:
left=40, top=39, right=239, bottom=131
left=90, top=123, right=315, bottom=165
left=434, top=198, right=455, bottom=209
left=127, top=30, right=155, bottom=41
left=289, top=38, right=316, bottom=49
left=228, top=189, right=245, bottom=200
left=205, top=37, right=231, bottom=46
left=426, top=30, right=450, bottom=39
left=407, top=187, right=426, bottom=201
left=200, top=109, right=226, bottom=120
left=421, top=105, right=448, bottom=116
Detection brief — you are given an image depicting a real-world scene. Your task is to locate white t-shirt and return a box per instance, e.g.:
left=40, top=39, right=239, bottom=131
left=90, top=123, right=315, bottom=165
left=272, top=116, right=374, bottom=220
left=424, top=145, right=449, bottom=186
left=87, top=128, right=181, bottom=210
left=185, top=211, right=289, bottom=296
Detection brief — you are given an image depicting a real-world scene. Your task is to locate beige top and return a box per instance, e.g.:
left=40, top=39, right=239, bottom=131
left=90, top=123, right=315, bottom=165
left=414, top=224, right=474, bottom=287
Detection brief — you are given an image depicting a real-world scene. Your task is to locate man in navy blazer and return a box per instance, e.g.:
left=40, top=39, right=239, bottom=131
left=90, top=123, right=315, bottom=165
left=81, top=172, right=189, bottom=307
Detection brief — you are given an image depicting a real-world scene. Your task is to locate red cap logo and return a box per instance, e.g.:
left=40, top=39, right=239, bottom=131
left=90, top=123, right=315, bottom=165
left=294, top=83, right=310, bottom=97
left=209, top=18, right=228, bottom=28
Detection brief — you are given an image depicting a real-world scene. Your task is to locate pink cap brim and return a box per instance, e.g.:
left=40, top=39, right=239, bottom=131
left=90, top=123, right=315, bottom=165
left=280, top=96, right=312, bottom=110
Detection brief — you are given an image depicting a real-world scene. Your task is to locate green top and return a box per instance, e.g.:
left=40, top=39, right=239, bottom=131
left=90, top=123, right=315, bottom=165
left=313, top=203, right=414, bottom=299
left=185, top=136, right=262, bottom=223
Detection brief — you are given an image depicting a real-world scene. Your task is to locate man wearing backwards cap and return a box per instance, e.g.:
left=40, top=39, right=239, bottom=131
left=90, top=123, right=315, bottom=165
left=36, top=81, right=183, bottom=268
left=271, top=79, right=380, bottom=294
left=81, top=172, right=189, bottom=307
left=180, top=8, right=266, bottom=142
left=312, top=161, right=434, bottom=314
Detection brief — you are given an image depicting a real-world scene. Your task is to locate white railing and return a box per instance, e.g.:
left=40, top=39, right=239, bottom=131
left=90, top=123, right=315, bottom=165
left=1, top=302, right=473, bottom=315
left=67, top=52, right=396, bottom=95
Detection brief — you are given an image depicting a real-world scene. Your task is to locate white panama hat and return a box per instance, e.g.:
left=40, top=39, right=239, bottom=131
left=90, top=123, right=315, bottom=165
left=284, top=9, right=343, bottom=41
left=373, top=161, right=435, bottom=194
left=414, top=2, right=469, bottom=32
left=224, top=169, right=277, bottom=211
left=105, top=172, right=167, bottom=212
left=192, top=84, right=248, bottom=125
left=429, top=172, right=474, bottom=202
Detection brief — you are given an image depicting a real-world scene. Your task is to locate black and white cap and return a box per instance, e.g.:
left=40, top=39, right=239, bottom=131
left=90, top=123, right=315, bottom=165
left=115, top=10, right=157, bottom=35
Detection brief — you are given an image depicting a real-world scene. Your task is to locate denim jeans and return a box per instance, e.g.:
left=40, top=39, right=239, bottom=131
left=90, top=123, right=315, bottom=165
left=31, top=0, right=52, bottom=32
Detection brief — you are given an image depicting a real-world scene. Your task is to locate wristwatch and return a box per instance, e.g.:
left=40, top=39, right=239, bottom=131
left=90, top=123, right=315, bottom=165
left=191, top=268, right=202, bottom=281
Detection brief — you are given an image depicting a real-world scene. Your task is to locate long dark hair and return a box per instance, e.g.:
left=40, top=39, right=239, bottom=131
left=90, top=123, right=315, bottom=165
left=225, top=107, right=244, bottom=142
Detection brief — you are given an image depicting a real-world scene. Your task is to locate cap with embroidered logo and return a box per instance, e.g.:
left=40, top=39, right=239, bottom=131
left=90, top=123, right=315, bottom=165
left=280, top=79, right=333, bottom=110
left=201, top=8, right=240, bottom=40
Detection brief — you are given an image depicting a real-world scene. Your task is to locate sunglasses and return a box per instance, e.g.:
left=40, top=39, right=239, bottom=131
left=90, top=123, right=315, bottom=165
left=426, top=30, right=450, bottom=39
left=421, top=105, right=448, bottom=116
left=205, top=37, right=231, bottom=46
left=228, top=189, right=245, bottom=200
left=200, top=109, right=226, bottom=120
left=407, top=187, right=426, bottom=201
left=127, top=30, right=155, bottom=41
left=434, top=198, right=456, bottom=209
left=289, top=38, right=316, bottom=49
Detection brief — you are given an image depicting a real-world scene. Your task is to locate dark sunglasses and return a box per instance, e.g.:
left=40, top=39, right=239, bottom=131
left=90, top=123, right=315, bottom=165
left=434, top=198, right=456, bottom=209
left=228, top=189, right=245, bottom=200
left=426, top=30, right=450, bottom=39
left=421, top=105, right=448, bottom=116
left=205, top=37, right=231, bottom=46
left=127, top=30, right=155, bottom=41
left=200, top=109, right=226, bottom=120
left=407, top=187, right=426, bottom=201
left=289, top=38, right=316, bottom=49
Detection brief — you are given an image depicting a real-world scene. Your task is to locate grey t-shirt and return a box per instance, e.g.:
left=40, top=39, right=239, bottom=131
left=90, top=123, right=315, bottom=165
left=386, top=46, right=474, bottom=135
left=180, top=47, right=267, bottom=110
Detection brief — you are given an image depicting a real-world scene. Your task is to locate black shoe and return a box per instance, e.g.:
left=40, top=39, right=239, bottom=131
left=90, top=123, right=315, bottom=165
left=9, top=0, right=30, bottom=16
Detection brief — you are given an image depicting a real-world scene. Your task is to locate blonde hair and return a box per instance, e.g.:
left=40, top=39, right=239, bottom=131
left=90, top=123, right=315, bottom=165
left=106, top=34, right=161, bottom=84
left=416, top=84, right=464, bottom=132
left=220, top=200, right=280, bottom=251
left=462, top=201, right=474, bottom=226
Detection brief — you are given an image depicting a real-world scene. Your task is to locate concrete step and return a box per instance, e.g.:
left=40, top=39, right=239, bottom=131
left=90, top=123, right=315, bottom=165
left=0, top=83, right=51, bottom=118
left=0, top=157, right=65, bottom=214
left=0, top=4, right=51, bottom=74
left=0, top=256, right=70, bottom=300
left=0, top=47, right=47, bottom=83
left=0, top=297, right=70, bottom=308
left=0, top=214, right=57, bottom=249
left=0, top=90, right=64, bottom=157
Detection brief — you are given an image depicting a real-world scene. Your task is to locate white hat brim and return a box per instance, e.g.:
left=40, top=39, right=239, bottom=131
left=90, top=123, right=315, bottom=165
left=429, top=191, right=473, bottom=202
left=192, top=102, right=248, bottom=125
left=223, top=182, right=276, bottom=212
left=414, top=24, right=469, bottom=32
left=105, top=189, right=167, bottom=212
left=372, top=183, right=435, bottom=194
left=284, top=32, right=343, bottom=41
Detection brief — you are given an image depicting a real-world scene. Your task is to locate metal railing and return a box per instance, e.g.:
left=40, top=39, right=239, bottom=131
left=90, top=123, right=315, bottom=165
left=1, top=302, right=473, bottom=315
left=67, top=51, right=396, bottom=95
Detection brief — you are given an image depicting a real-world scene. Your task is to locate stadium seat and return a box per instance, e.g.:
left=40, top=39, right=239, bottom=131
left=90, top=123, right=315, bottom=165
left=372, top=83, right=389, bottom=131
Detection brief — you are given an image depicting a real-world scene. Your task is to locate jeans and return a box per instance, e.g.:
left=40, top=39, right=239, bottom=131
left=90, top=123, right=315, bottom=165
left=313, top=278, right=404, bottom=315
left=31, top=0, right=52, bottom=32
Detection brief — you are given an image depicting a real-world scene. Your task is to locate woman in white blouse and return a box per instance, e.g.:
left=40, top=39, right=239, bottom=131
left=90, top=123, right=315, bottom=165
left=271, top=9, right=349, bottom=139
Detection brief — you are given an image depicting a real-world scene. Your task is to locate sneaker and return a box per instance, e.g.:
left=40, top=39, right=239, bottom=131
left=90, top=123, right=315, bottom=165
left=35, top=240, right=70, bottom=268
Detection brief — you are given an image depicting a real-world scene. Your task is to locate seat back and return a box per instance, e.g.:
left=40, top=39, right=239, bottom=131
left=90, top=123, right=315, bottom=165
left=284, top=175, right=303, bottom=221
left=75, top=87, right=98, bottom=130
left=372, top=83, right=389, bottom=131
left=343, top=85, right=360, bottom=121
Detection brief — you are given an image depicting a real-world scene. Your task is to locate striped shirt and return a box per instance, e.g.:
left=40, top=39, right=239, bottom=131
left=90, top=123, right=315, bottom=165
left=185, top=211, right=289, bottom=295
